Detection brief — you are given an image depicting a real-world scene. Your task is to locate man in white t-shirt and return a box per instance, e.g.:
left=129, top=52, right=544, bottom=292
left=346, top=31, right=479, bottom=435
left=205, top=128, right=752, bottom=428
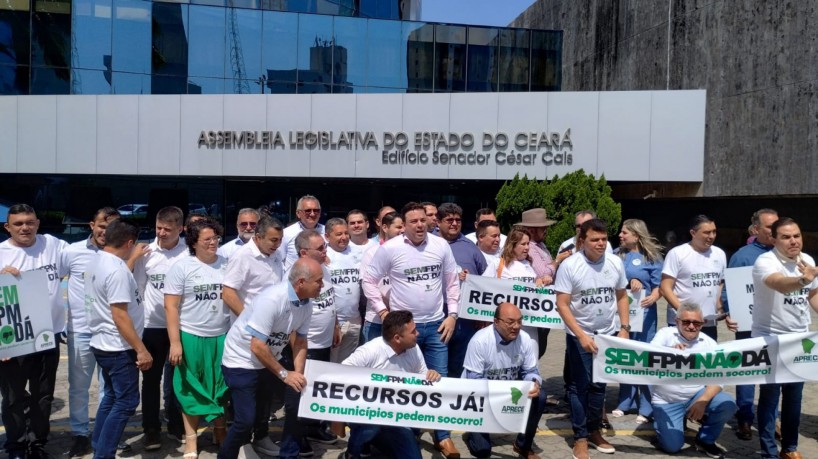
left=130, top=206, right=188, bottom=448
left=342, top=310, right=440, bottom=459
left=219, top=258, right=323, bottom=459
left=462, top=303, right=545, bottom=459
left=281, top=195, right=326, bottom=271
left=752, top=217, right=818, bottom=459
left=86, top=219, right=153, bottom=459
left=217, top=208, right=260, bottom=259
left=362, top=201, right=461, bottom=459
left=222, top=216, right=284, bottom=317
left=649, top=302, right=736, bottom=458
left=554, top=218, right=629, bottom=459
left=58, top=206, right=120, bottom=457
left=326, top=218, right=363, bottom=363
left=465, top=208, right=507, bottom=252
left=346, top=209, right=377, bottom=253
left=0, top=204, right=69, bottom=458
left=475, top=220, right=502, bottom=265
left=660, top=215, right=736, bottom=342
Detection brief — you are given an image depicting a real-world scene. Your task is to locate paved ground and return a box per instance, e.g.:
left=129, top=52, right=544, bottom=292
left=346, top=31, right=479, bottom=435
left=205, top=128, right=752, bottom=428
left=2, top=301, right=818, bottom=458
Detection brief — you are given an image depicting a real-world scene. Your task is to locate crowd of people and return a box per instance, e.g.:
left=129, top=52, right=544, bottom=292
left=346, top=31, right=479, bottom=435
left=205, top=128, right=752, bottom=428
left=0, top=198, right=815, bottom=459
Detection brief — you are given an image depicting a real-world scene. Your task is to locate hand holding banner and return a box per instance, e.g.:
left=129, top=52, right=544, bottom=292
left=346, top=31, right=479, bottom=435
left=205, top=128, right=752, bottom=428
left=0, top=271, right=56, bottom=359
left=300, top=360, right=533, bottom=433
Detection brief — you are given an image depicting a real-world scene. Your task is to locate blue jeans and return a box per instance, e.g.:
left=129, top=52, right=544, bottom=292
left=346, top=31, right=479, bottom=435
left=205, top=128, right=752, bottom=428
left=652, top=389, right=736, bottom=453
left=416, top=319, right=449, bottom=442
left=758, top=382, right=803, bottom=458
left=92, top=348, right=140, bottom=459
left=565, top=334, right=605, bottom=439
left=361, top=321, right=382, bottom=344
left=734, top=330, right=755, bottom=425
left=447, top=318, right=479, bottom=379
left=279, top=347, right=331, bottom=459
left=218, top=366, right=263, bottom=459
left=616, top=306, right=656, bottom=417
left=464, top=385, right=546, bottom=457
left=347, top=423, right=421, bottom=459
left=68, top=331, right=104, bottom=437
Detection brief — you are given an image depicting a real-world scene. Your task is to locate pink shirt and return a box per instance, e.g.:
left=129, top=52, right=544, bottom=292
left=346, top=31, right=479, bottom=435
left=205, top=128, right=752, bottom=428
left=529, top=241, right=555, bottom=279
left=363, top=233, right=460, bottom=323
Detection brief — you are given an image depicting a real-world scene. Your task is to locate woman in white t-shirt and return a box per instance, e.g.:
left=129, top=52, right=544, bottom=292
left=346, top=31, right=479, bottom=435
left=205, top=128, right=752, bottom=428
left=165, top=219, right=230, bottom=457
left=360, top=212, right=404, bottom=343
left=482, top=228, right=545, bottom=344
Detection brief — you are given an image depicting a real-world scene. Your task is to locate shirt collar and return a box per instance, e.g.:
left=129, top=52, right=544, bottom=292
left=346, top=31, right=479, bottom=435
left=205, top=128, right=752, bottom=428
left=402, top=233, right=428, bottom=247
left=153, top=236, right=184, bottom=252
left=752, top=239, right=773, bottom=251
left=85, top=235, right=101, bottom=251
left=493, top=326, right=515, bottom=346
left=581, top=249, right=606, bottom=265
left=287, top=282, right=309, bottom=307
left=674, top=329, right=704, bottom=345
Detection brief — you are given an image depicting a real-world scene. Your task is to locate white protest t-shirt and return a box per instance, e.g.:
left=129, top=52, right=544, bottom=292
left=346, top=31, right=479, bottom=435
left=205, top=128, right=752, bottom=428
left=480, top=249, right=501, bottom=267
left=307, top=266, right=336, bottom=349
left=326, top=246, right=362, bottom=323
left=0, top=234, right=68, bottom=333
left=221, top=282, right=311, bottom=370
left=462, top=326, right=539, bottom=381
left=164, top=255, right=229, bottom=337
left=650, top=325, right=717, bottom=404
left=222, top=238, right=283, bottom=307
left=217, top=237, right=245, bottom=259
left=662, top=243, right=726, bottom=324
left=350, top=238, right=378, bottom=262
left=133, top=237, right=189, bottom=329
left=553, top=251, right=627, bottom=336
left=363, top=233, right=460, bottom=323
left=360, top=242, right=389, bottom=324
left=59, top=237, right=102, bottom=333
left=752, top=250, right=817, bottom=337
left=342, top=336, right=426, bottom=373
left=281, top=222, right=326, bottom=271
left=86, top=251, right=143, bottom=352
left=483, top=258, right=537, bottom=283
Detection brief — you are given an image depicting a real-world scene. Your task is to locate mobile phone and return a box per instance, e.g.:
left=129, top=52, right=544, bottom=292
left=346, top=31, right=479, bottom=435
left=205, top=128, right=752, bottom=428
left=559, top=243, right=575, bottom=254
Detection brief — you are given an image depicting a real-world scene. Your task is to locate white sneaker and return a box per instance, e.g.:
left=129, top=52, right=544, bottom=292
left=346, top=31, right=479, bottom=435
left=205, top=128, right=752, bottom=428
left=252, top=436, right=280, bottom=456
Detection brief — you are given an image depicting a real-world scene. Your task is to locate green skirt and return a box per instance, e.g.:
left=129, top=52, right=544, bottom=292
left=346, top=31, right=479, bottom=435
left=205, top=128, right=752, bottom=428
left=173, top=331, right=228, bottom=421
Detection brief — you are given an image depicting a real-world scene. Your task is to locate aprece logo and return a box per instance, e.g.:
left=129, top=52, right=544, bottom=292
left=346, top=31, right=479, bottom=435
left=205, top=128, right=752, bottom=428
left=793, top=338, right=818, bottom=364
left=501, top=387, right=526, bottom=413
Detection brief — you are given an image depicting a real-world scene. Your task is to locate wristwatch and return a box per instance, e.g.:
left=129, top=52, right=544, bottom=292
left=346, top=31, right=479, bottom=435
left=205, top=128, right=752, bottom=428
left=278, top=369, right=289, bottom=380
left=620, top=324, right=632, bottom=332
left=799, top=277, right=810, bottom=287
left=448, top=313, right=458, bottom=320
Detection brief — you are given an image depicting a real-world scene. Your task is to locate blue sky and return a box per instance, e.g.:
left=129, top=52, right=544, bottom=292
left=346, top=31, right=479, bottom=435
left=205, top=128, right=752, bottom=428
left=420, top=0, right=536, bottom=27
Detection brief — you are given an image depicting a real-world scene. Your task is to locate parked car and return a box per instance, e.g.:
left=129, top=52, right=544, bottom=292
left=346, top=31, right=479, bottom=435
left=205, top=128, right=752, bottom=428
left=117, top=204, right=149, bottom=218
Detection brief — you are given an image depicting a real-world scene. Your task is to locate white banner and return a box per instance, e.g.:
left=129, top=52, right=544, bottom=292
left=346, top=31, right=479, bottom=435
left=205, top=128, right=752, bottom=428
left=299, top=360, right=533, bottom=433
left=724, top=266, right=754, bottom=332
left=0, top=271, right=56, bottom=359
left=459, top=276, right=563, bottom=329
left=593, top=331, right=818, bottom=385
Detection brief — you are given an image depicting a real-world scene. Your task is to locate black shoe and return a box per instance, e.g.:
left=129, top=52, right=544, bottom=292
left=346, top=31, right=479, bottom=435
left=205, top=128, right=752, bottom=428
left=360, top=444, right=372, bottom=458
left=67, top=435, right=92, bottom=457
left=695, top=439, right=726, bottom=459
left=117, top=441, right=132, bottom=452
left=307, top=428, right=338, bottom=445
left=167, top=431, right=186, bottom=444
left=29, top=446, right=52, bottom=459
left=143, top=430, right=162, bottom=451
left=299, top=438, right=315, bottom=457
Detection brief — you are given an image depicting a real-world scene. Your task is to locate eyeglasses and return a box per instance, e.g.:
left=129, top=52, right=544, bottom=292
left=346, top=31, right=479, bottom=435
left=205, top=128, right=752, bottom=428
left=575, top=224, right=582, bottom=229
left=443, top=217, right=462, bottom=224
left=238, top=221, right=257, bottom=228
left=497, top=318, right=523, bottom=327
left=300, top=209, right=321, bottom=215
left=310, top=244, right=327, bottom=252
left=201, top=236, right=222, bottom=245
left=677, top=319, right=705, bottom=328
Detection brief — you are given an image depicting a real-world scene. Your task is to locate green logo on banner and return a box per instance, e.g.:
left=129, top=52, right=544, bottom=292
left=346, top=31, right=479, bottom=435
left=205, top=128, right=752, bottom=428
left=0, top=325, right=14, bottom=344
left=43, top=333, right=50, bottom=342
left=510, top=387, right=523, bottom=405
left=802, top=339, right=815, bottom=354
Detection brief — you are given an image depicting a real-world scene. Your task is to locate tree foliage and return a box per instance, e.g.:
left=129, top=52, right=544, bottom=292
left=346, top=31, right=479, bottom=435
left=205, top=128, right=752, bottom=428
left=494, top=170, right=622, bottom=254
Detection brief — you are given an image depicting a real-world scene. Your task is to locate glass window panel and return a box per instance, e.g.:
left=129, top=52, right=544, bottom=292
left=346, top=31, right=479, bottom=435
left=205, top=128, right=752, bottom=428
left=152, top=2, right=188, bottom=76
left=0, top=10, right=31, bottom=67
left=188, top=5, right=224, bottom=78
left=191, top=0, right=224, bottom=6
left=187, top=75, right=224, bottom=93
left=72, top=68, right=112, bottom=94
left=1, top=0, right=29, bottom=10
left=284, top=0, right=316, bottom=13
left=0, top=65, right=29, bottom=94
left=112, top=0, right=150, bottom=73
left=297, top=13, right=332, bottom=88
left=332, top=16, right=365, bottom=87
left=151, top=74, right=186, bottom=93
left=227, top=0, right=260, bottom=8
left=403, top=21, right=432, bottom=92
left=297, top=81, right=329, bottom=94
left=360, top=85, right=405, bottom=94
left=365, top=19, right=402, bottom=89
left=261, top=11, right=296, bottom=84
left=466, top=26, right=497, bottom=92
left=434, top=24, right=466, bottom=92
left=72, top=0, right=112, bottom=71
left=30, top=65, right=70, bottom=94
left=531, top=30, right=561, bottom=92
left=499, top=28, right=529, bottom=92
left=224, top=7, right=261, bottom=88
left=32, top=6, right=72, bottom=69
left=331, top=84, right=354, bottom=93
left=227, top=77, right=263, bottom=94
left=112, top=71, right=150, bottom=93
left=266, top=79, right=297, bottom=93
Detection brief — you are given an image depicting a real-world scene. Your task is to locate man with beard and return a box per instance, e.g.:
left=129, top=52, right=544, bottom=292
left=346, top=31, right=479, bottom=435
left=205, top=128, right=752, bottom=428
left=218, top=208, right=261, bottom=259
left=281, top=195, right=325, bottom=271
